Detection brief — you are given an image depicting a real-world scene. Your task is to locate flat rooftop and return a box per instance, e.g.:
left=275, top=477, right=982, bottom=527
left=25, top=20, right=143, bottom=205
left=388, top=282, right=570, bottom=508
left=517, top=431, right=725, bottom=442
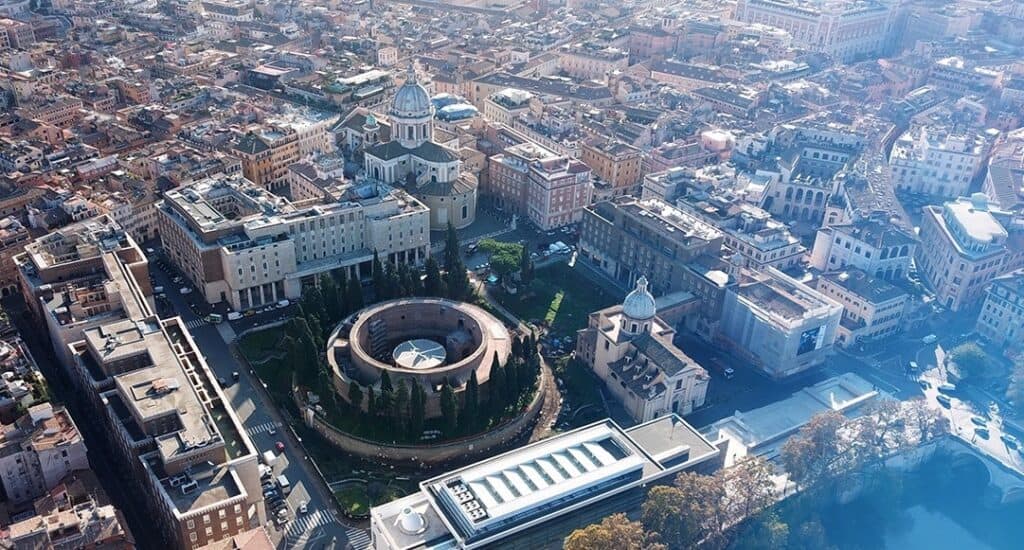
left=373, top=416, right=718, bottom=549
left=702, top=373, right=879, bottom=461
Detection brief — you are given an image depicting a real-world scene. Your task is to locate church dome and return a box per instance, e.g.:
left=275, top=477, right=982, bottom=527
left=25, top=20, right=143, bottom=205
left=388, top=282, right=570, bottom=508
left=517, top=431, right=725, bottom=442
left=391, top=67, right=432, bottom=118
left=622, top=276, right=656, bottom=320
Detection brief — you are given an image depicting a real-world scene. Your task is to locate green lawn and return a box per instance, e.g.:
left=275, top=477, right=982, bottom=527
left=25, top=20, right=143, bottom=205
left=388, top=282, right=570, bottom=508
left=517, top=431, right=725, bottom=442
left=497, top=263, right=617, bottom=338
left=551, top=355, right=605, bottom=428
left=239, top=326, right=286, bottom=362
left=334, top=484, right=370, bottom=516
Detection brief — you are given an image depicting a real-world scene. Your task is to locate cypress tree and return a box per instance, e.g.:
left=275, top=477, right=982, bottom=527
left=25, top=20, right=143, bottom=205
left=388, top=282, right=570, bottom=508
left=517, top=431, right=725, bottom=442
left=394, top=380, right=410, bottom=434
left=461, top=370, right=479, bottom=433
left=348, top=381, right=363, bottom=411
left=489, top=355, right=506, bottom=415
left=320, top=274, right=342, bottom=324
left=410, top=383, right=426, bottom=438
left=345, top=275, right=364, bottom=310
left=423, top=257, right=445, bottom=297
left=441, top=380, right=458, bottom=437
left=366, top=386, right=377, bottom=419
left=380, top=370, right=393, bottom=393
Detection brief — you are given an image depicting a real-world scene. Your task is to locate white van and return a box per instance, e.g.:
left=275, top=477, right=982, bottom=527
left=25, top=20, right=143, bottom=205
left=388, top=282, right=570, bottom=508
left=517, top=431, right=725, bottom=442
left=276, top=475, right=291, bottom=494
left=227, top=312, right=242, bottom=321
left=261, top=450, right=277, bottom=466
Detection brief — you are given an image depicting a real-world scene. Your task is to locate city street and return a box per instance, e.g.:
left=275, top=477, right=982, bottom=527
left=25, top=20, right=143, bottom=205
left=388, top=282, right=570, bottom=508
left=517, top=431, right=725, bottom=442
left=149, top=260, right=371, bottom=550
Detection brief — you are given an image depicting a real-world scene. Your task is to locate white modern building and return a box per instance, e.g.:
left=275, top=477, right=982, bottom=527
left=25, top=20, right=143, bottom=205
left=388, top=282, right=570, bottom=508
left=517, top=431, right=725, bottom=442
left=370, top=416, right=720, bottom=549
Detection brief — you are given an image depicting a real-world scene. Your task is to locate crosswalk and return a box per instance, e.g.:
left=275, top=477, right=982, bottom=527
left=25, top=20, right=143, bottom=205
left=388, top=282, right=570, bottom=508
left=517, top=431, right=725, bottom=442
left=247, top=421, right=281, bottom=437
left=344, top=525, right=371, bottom=549
left=284, top=510, right=372, bottom=549
left=184, top=318, right=207, bottom=330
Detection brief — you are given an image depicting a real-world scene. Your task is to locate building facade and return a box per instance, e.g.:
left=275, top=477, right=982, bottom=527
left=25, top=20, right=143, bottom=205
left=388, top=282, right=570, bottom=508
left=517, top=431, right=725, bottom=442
left=0, top=404, right=89, bottom=505
left=810, top=217, right=918, bottom=281
left=157, top=174, right=429, bottom=312
left=580, top=139, right=644, bottom=197
left=815, top=269, right=910, bottom=348
left=889, top=128, right=984, bottom=198
left=733, top=0, right=898, bottom=63
left=718, top=268, right=843, bottom=378
left=916, top=194, right=1024, bottom=311
left=976, top=269, right=1024, bottom=351
left=579, top=197, right=723, bottom=296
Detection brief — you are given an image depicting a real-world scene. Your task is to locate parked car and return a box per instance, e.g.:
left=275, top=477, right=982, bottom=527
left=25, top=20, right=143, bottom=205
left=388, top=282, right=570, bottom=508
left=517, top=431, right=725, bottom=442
left=1001, top=434, right=1019, bottom=448
left=975, top=426, right=990, bottom=439
left=936, top=394, right=952, bottom=407
left=938, top=382, right=957, bottom=393
left=922, top=334, right=938, bottom=344
left=275, top=441, right=285, bottom=453
left=970, top=416, right=987, bottom=427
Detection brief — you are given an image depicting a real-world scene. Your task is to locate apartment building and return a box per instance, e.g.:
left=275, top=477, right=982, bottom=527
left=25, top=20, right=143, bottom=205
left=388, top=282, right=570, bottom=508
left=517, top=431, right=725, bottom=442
left=486, top=141, right=558, bottom=215
left=580, top=138, right=644, bottom=197
left=0, top=215, right=29, bottom=297
left=675, top=192, right=806, bottom=272
left=157, top=174, right=429, bottom=311
left=3, top=471, right=134, bottom=549
left=0, top=17, right=34, bottom=49
left=889, top=127, right=984, bottom=198
left=20, top=220, right=268, bottom=549
left=810, top=217, right=918, bottom=281
left=15, top=215, right=154, bottom=368
left=733, top=0, right=898, bottom=63
left=976, top=269, right=1024, bottom=350
left=916, top=194, right=1024, bottom=312
left=815, top=269, right=910, bottom=348
left=482, top=89, right=533, bottom=127
left=232, top=110, right=335, bottom=192
left=524, top=155, right=593, bottom=231
left=718, top=268, right=843, bottom=378
left=15, top=96, right=84, bottom=128
left=0, top=403, right=89, bottom=505
left=557, top=45, right=629, bottom=81
left=579, top=197, right=723, bottom=296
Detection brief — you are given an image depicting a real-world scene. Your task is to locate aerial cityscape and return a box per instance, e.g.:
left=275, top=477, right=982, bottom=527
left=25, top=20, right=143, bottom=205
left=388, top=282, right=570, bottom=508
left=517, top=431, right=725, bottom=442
left=0, top=0, right=1023, bottom=548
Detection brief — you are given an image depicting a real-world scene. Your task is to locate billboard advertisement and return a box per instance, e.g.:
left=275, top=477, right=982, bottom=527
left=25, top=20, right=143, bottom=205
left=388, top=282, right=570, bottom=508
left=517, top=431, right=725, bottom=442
left=797, top=326, right=822, bottom=356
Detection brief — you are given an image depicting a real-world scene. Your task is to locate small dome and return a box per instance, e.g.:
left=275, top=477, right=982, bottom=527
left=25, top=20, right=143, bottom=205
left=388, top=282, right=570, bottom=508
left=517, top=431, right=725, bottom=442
left=397, top=507, right=427, bottom=535
left=391, top=67, right=432, bottom=118
left=622, top=276, right=656, bottom=320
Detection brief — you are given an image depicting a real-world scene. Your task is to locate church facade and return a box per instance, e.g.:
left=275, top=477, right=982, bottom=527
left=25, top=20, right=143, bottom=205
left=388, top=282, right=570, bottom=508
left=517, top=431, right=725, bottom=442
left=576, top=276, right=710, bottom=423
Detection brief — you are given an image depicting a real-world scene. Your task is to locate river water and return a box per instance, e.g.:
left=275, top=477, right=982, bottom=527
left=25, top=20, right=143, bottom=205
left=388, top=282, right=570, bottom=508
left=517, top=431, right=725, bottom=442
left=766, top=455, right=1024, bottom=550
